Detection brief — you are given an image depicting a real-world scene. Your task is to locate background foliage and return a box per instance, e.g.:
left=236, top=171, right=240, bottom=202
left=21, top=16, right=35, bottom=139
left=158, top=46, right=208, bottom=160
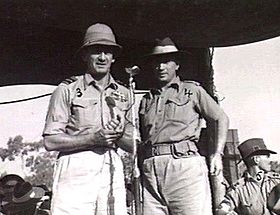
left=0, top=135, right=135, bottom=190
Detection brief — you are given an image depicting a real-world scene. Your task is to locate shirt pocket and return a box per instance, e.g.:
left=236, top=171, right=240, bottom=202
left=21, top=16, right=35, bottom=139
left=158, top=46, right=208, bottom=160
left=239, top=196, right=265, bottom=215
left=71, top=98, right=98, bottom=127
left=165, top=96, right=191, bottom=120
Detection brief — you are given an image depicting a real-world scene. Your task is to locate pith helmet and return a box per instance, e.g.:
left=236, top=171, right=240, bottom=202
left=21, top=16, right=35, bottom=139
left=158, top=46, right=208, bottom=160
left=78, top=23, right=122, bottom=54
left=238, top=138, right=276, bottom=159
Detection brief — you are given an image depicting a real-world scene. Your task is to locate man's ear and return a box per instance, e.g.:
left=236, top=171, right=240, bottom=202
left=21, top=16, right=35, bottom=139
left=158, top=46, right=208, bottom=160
left=82, top=55, right=87, bottom=62
left=112, top=59, right=115, bottom=63
left=176, top=64, right=180, bottom=71
left=252, top=156, right=260, bottom=164
left=81, top=51, right=88, bottom=62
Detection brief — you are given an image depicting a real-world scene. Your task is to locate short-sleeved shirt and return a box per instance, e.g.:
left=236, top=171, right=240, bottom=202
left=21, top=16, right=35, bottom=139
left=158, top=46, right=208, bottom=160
left=43, top=73, right=132, bottom=140
left=139, top=76, right=227, bottom=144
left=220, top=171, right=280, bottom=215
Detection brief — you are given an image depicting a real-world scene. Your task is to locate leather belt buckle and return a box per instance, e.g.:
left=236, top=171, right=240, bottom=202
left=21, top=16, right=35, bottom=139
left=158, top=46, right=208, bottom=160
left=152, top=146, right=160, bottom=156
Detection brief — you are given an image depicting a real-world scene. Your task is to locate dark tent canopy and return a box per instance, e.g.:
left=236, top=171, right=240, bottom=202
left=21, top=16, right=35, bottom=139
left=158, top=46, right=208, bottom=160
left=0, top=0, right=280, bottom=86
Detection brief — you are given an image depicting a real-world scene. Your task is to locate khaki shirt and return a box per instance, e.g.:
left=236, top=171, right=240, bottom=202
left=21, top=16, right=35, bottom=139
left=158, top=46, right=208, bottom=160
left=139, top=77, right=227, bottom=144
left=219, top=171, right=280, bottom=215
left=43, top=73, right=133, bottom=145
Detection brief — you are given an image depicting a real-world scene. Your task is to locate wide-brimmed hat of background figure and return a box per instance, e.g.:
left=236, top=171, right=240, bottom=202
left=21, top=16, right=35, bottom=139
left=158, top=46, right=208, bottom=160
left=2, top=181, right=45, bottom=214
left=0, top=174, right=25, bottom=202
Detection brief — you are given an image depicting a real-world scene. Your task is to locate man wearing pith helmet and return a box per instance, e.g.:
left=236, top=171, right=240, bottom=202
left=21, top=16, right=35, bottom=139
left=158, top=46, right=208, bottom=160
left=138, top=37, right=229, bottom=215
left=43, top=23, right=134, bottom=215
left=217, top=138, right=280, bottom=215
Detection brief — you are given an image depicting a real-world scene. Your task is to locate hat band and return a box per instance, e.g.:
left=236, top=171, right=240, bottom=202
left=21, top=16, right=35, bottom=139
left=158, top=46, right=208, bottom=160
left=83, top=38, right=120, bottom=47
left=83, top=32, right=116, bottom=44
left=12, top=190, right=35, bottom=203
left=152, top=45, right=179, bottom=54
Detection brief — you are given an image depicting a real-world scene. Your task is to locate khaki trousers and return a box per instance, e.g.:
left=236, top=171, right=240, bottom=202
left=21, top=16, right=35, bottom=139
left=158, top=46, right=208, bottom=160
left=142, top=155, right=213, bottom=215
left=51, top=150, right=127, bottom=215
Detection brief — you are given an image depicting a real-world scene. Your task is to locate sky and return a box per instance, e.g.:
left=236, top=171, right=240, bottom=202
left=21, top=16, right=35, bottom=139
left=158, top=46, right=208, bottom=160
left=0, top=85, right=55, bottom=145
left=0, top=36, right=280, bottom=169
left=213, top=36, right=280, bottom=160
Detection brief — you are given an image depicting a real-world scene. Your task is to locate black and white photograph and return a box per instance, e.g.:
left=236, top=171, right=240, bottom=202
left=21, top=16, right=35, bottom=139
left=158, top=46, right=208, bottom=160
left=0, top=1, right=280, bottom=214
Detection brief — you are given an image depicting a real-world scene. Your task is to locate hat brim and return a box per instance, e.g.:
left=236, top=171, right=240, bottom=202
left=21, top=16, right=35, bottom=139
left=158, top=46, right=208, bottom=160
left=76, top=42, right=122, bottom=57
left=2, top=186, right=45, bottom=213
left=143, top=50, right=191, bottom=59
left=248, top=149, right=276, bottom=157
left=242, top=149, right=277, bottom=160
left=237, top=149, right=277, bottom=164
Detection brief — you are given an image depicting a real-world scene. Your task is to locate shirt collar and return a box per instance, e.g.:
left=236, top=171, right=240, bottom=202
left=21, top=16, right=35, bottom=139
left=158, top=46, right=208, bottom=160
left=244, top=170, right=265, bottom=182
left=83, top=73, right=118, bottom=90
left=150, top=76, right=181, bottom=95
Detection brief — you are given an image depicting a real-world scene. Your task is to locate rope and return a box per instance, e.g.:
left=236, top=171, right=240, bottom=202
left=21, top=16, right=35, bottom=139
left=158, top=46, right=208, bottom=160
left=0, top=93, right=52, bottom=105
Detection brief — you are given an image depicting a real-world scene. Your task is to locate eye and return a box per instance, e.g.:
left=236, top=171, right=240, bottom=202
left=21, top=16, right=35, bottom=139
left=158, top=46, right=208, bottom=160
left=86, top=46, right=114, bottom=55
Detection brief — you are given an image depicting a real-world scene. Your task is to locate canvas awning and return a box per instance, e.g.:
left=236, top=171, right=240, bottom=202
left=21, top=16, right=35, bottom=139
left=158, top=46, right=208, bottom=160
left=0, top=0, right=280, bottom=85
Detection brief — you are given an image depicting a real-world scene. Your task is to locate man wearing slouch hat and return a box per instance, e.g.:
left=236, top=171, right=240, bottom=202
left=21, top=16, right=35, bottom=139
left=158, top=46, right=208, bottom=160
left=138, top=37, right=229, bottom=215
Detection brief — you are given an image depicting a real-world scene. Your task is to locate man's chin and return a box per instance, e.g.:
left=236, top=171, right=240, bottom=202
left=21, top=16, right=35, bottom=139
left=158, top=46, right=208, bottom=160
left=91, top=67, right=110, bottom=74
left=157, top=78, right=169, bottom=84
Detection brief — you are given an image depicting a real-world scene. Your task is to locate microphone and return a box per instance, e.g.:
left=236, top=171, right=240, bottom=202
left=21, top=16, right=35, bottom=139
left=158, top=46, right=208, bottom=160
left=125, top=65, right=140, bottom=76
left=105, top=96, right=116, bottom=119
left=105, top=96, right=121, bottom=132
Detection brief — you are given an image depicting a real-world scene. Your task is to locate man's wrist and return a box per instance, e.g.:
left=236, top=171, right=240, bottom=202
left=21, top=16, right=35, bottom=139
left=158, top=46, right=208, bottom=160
left=214, top=151, right=224, bottom=156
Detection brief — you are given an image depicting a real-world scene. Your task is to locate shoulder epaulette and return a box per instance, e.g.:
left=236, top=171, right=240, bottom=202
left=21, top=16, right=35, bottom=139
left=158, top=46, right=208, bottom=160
left=183, top=80, right=201, bottom=86
left=61, top=76, right=78, bottom=85
left=230, top=178, right=245, bottom=190
left=115, top=80, right=128, bottom=88
left=267, top=171, right=280, bottom=179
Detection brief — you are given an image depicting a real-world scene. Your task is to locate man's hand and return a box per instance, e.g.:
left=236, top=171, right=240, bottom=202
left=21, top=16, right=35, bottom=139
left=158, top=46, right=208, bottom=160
left=216, top=209, right=237, bottom=215
left=105, top=116, right=124, bottom=133
left=210, top=153, right=223, bottom=176
left=92, top=116, right=124, bottom=147
left=93, top=128, right=122, bottom=147
left=216, top=203, right=237, bottom=215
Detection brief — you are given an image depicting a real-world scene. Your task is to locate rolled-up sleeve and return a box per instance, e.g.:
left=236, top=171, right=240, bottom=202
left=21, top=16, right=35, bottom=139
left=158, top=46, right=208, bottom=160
left=218, top=188, right=239, bottom=213
left=195, top=86, right=226, bottom=121
left=43, top=85, right=70, bottom=136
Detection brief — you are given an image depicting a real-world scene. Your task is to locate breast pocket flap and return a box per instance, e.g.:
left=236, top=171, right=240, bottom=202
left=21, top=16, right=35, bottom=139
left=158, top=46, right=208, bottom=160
left=72, top=99, right=97, bottom=108
left=166, top=97, right=190, bottom=106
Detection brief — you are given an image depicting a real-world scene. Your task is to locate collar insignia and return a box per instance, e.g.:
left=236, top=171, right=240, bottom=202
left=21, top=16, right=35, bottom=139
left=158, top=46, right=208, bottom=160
left=111, top=91, right=127, bottom=102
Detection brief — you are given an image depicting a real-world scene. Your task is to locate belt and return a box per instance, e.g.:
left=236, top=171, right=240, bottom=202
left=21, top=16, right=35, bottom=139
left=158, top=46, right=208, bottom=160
left=141, top=140, right=199, bottom=159
left=58, top=146, right=117, bottom=158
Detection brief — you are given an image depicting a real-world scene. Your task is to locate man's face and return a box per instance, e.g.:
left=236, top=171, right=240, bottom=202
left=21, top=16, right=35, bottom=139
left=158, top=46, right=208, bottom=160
left=257, top=154, right=271, bottom=172
left=83, top=45, right=115, bottom=77
left=151, top=56, right=179, bottom=85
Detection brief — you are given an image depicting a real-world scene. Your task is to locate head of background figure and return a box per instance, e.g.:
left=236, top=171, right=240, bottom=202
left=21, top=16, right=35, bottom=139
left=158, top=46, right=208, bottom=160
left=0, top=174, right=25, bottom=203
left=2, top=181, right=45, bottom=215
left=238, top=138, right=276, bottom=171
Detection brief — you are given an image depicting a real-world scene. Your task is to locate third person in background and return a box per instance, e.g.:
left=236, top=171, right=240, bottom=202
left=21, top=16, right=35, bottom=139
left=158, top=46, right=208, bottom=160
left=217, top=138, right=280, bottom=215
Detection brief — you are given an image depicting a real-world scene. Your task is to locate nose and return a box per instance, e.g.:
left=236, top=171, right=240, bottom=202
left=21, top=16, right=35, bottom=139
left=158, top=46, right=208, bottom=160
left=156, top=63, right=166, bottom=71
left=98, top=52, right=106, bottom=61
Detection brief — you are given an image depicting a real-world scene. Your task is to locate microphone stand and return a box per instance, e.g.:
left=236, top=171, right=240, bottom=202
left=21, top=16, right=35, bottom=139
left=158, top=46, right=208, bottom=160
left=126, top=66, right=142, bottom=215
